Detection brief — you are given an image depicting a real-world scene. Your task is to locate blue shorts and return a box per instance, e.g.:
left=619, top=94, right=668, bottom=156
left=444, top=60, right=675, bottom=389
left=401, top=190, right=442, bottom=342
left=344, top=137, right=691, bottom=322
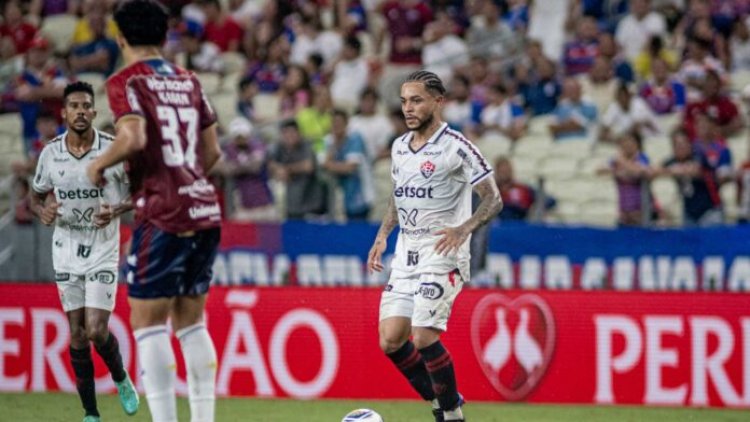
left=126, top=221, right=221, bottom=299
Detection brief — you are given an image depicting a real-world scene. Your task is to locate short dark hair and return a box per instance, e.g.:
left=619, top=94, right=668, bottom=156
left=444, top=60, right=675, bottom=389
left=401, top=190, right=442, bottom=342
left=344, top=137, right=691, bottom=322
left=332, top=108, right=348, bottom=121
left=280, top=119, right=299, bottom=130
left=114, top=0, right=168, bottom=47
left=344, top=35, right=361, bottom=53
left=63, top=81, right=95, bottom=104
left=404, top=70, right=446, bottom=97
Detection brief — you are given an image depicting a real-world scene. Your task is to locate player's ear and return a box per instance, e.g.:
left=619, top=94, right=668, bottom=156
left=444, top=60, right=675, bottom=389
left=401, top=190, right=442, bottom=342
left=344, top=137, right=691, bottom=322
left=60, top=103, right=66, bottom=121
left=115, top=33, right=126, bottom=50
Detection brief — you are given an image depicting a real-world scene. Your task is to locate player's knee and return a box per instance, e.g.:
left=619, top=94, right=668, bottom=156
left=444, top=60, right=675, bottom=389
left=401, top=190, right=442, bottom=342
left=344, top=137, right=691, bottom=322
left=85, top=320, right=109, bottom=345
left=70, top=324, right=88, bottom=348
left=412, top=330, right=440, bottom=350
left=379, top=335, right=406, bottom=354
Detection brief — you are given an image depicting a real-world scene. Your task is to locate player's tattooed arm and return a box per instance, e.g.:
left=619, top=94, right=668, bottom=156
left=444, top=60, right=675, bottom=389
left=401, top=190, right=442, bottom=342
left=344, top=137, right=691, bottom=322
left=464, top=177, right=503, bottom=233
left=368, top=196, right=398, bottom=273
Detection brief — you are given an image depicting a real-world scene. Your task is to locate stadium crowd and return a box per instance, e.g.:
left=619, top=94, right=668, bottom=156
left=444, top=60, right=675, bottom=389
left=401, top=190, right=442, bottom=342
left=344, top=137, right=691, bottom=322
left=3, top=0, right=750, bottom=227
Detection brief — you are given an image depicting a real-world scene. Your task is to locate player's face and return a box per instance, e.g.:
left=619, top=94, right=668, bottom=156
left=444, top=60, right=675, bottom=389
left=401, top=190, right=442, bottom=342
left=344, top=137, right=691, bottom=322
left=400, top=82, right=442, bottom=132
left=63, top=92, right=96, bottom=134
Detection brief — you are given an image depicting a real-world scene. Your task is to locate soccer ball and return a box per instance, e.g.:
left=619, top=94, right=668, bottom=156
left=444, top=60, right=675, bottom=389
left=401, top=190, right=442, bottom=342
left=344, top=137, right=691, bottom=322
left=341, top=408, right=384, bottom=422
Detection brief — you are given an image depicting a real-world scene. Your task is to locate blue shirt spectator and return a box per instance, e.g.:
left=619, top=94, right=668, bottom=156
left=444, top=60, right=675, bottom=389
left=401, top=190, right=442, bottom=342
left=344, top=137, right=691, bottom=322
left=549, top=78, right=598, bottom=139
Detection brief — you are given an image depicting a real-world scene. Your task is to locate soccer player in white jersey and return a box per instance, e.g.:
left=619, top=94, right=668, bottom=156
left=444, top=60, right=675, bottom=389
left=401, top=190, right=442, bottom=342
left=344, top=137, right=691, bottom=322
left=367, top=71, right=503, bottom=422
left=30, top=81, right=139, bottom=422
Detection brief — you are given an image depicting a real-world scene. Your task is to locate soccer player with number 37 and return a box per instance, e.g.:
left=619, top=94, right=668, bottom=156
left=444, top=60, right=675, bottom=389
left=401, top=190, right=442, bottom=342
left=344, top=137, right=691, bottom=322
left=86, top=1, right=223, bottom=421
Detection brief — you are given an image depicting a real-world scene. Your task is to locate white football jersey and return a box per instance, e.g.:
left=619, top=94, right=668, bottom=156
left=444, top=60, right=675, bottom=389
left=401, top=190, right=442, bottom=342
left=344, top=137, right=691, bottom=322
left=389, top=123, right=492, bottom=281
left=32, top=130, right=129, bottom=275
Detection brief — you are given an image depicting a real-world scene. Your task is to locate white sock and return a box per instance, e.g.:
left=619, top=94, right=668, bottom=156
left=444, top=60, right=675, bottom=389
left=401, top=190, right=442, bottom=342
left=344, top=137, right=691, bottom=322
left=177, top=323, right=217, bottom=422
left=431, top=399, right=440, bottom=409
left=443, top=405, right=464, bottom=421
left=134, top=325, right=177, bottom=422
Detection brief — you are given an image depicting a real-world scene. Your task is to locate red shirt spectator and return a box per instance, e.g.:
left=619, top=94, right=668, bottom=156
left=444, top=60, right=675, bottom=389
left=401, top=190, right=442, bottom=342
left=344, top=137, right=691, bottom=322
left=200, top=0, right=243, bottom=52
left=683, top=71, right=741, bottom=140
left=0, top=0, right=38, bottom=56
left=381, top=0, right=432, bottom=64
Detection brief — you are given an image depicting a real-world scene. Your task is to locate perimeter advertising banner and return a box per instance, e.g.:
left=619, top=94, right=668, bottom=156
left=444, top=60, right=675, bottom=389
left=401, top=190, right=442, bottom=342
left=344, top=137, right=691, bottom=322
left=0, top=284, right=748, bottom=408
left=212, top=222, right=750, bottom=291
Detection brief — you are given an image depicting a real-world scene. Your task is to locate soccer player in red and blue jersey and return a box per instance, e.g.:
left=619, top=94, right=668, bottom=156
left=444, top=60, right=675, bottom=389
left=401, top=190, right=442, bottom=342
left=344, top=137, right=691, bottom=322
left=86, top=1, right=222, bottom=421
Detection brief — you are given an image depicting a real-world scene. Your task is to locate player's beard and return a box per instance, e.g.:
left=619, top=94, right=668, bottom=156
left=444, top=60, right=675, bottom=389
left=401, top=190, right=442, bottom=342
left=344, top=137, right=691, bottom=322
left=70, top=125, right=91, bottom=137
left=409, top=113, right=434, bottom=133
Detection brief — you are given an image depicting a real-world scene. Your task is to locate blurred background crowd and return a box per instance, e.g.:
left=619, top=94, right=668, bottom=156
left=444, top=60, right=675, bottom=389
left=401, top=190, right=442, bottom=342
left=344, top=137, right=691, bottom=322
left=2, top=0, right=750, bottom=228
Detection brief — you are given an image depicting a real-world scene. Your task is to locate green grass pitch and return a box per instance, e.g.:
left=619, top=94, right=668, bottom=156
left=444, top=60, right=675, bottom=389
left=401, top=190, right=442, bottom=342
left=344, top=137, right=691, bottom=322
left=1, top=393, right=748, bottom=421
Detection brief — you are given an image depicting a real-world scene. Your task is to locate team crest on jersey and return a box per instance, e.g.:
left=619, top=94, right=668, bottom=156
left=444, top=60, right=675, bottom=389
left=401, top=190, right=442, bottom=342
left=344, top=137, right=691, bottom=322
left=420, top=160, right=435, bottom=178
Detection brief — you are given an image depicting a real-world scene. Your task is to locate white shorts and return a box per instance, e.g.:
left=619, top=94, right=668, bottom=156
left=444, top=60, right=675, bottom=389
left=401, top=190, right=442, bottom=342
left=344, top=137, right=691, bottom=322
left=379, top=271, right=464, bottom=331
left=55, top=269, right=118, bottom=312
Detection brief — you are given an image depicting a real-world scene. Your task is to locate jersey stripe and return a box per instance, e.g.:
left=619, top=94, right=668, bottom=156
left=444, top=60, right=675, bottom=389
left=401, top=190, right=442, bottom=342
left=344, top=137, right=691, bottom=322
left=445, top=128, right=492, bottom=175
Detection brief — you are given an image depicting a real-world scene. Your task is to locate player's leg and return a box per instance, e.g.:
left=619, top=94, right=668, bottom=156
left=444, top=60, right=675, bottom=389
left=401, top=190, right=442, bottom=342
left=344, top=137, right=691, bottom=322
left=170, top=228, right=221, bottom=422
left=412, top=271, right=465, bottom=422
left=127, top=222, right=184, bottom=422
left=59, top=276, right=100, bottom=420
left=378, top=278, right=436, bottom=403
left=130, top=297, right=177, bottom=422
left=83, top=269, right=139, bottom=415
left=171, top=294, right=217, bottom=422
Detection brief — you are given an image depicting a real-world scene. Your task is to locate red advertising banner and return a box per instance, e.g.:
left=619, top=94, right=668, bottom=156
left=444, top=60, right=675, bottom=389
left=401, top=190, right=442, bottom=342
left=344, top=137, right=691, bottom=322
left=0, top=284, right=748, bottom=408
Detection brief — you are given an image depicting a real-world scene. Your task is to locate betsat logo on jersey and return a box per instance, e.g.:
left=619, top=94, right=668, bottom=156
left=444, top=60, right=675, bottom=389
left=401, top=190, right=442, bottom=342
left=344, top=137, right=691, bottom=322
left=57, top=187, right=104, bottom=200
left=471, top=294, right=556, bottom=401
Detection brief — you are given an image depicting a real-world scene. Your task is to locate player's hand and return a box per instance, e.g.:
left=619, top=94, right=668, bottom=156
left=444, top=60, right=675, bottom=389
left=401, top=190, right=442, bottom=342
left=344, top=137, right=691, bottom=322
left=93, top=203, right=113, bottom=228
left=435, top=226, right=470, bottom=257
left=86, top=162, right=105, bottom=187
left=367, top=238, right=387, bottom=274
left=39, top=201, right=60, bottom=226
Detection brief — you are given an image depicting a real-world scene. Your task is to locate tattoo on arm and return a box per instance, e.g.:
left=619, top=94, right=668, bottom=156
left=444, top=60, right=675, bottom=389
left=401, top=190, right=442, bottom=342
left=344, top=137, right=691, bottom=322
left=463, top=178, right=503, bottom=233
left=376, top=196, right=399, bottom=241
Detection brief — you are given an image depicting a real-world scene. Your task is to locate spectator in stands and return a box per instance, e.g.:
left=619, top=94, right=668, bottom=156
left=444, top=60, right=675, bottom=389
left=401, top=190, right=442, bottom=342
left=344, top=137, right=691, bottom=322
left=580, top=56, right=618, bottom=115
left=11, top=109, right=60, bottom=179
left=615, top=0, right=667, bottom=62
left=679, top=36, right=725, bottom=102
left=236, top=78, right=257, bottom=123
left=562, top=16, right=600, bottom=76
left=731, top=17, right=750, bottom=71
left=349, top=88, right=394, bottom=162
left=504, top=0, right=529, bottom=33
left=517, top=55, right=560, bottom=116
left=290, top=13, right=342, bottom=67
left=278, top=64, right=311, bottom=120
left=640, top=57, right=687, bottom=115
left=69, top=10, right=119, bottom=76
left=296, top=84, right=334, bottom=153
left=548, top=77, right=598, bottom=140
left=376, top=0, right=432, bottom=107
left=421, top=10, right=469, bottom=84
left=15, top=35, right=67, bottom=151
left=305, top=52, right=327, bottom=86
left=268, top=119, right=326, bottom=219
left=71, top=0, right=118, bottom=47
left=494, top=156, right=554, bottom=221
left=598, top=132, right=653, bottom=226
left=215, top=117, right=275, bottom=222
left=199, top=0, right=243, bottom=52
left=0, top=0, right=38, bottom=56
left=14, top=176, right=33, bottom=224
left=683, top=69, right=742, bottom=140
left=243, top=33, right=288, bottom=93
left=634, top=36, right=678, bottom=80
left=737, top=141, right=750, bottom=223
left=375, top=107, right=409, bottom=162
left=596, top=32, right=635, bottom=83
left=657, top=127, right=728, bottom=226
left=466, top=0, right=517, bottom=64
left=329, top=35, right=369, bottom=111
left=600, top=83, right=660, bottom=143
left=28, top=0, right=75, bottom=21
left=178, top=20, right=225, bottom=74
left=479, top=82, right=526, bottom=142
left=443, top=74, right=476, bottom=131
left=322, top=109, right=374, bottom=221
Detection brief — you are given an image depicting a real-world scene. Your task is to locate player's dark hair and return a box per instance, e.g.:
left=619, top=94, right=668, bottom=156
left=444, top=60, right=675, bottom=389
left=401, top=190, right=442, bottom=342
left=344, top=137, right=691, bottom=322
left=63, top=81, right=95, bottom=104
left=114, top=0, right=169, bottom=47
left=404, top=70, right=446, bottom=97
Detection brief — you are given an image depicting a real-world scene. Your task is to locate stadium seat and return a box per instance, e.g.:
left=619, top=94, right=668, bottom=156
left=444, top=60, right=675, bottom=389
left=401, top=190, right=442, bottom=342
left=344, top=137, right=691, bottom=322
left=370, top=159, right=393, bottom=221
left=644, top=136, right=672, bottom=164
left=252, top=94, right=281, bottom=122
left=721, top=182, right=738, bottom=223
left=591, top=142, right=618, bottom=159
left=512, top=133, right=552, bottom=158
left=547, top=138, right=594, bottom=159
left=0, top=113, right=22, bottom=138
left=220, top=52, right=246, bottom=75
left=550, top=200, right=581, bottom=224
left=475, top=134, right=511, bottom=163
left=76, top=73, right=106, bottom=94
left=39, top=14, right=77, bottom=53
left=510, top=156, right=539, bottom=184
left=577, top=198, right=618, bottom=227
left=730, top=69, right=750, bottom=96
left=526, top=115, right=555, bottom=137
left=727, top=132, right=747, bottom=162
left=577, top=155, right=610, bottom=176
left=651, top=178, right=679, bottom=207
left=210, top=91, right=239, bottom=130
left=655, top=112, right=681, bottom=134
left=196, top=72, right=222, bottom=94
left=537, top=155, right=579, bottom=180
